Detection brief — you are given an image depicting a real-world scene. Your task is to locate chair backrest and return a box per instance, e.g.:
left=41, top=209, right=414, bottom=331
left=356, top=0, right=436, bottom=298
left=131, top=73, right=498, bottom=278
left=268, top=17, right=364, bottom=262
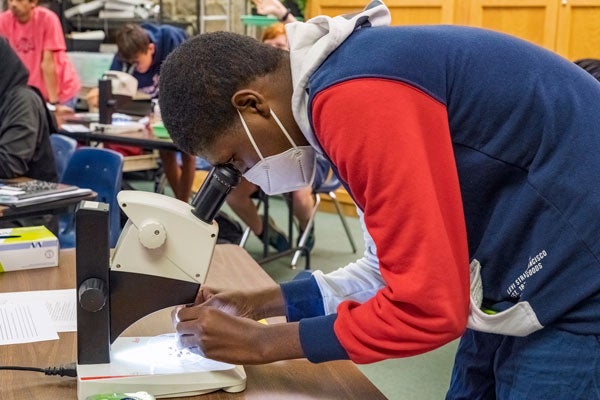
left=61, top=147, right=124, bottom=246
left=312, top=156, right=341, bottom=194
left=50, top=134, right=78, bottom=181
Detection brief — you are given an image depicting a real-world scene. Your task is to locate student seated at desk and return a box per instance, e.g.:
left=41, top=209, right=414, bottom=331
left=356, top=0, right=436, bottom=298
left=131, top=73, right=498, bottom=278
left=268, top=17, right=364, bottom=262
left=87, top=23, right=196, bottom=202
left=0, top=37, right=59, bottom=231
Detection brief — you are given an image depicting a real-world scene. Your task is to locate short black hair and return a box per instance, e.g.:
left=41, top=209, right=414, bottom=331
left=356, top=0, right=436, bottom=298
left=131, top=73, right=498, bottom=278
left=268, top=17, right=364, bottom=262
left=159, top=31, right=286, bottom=155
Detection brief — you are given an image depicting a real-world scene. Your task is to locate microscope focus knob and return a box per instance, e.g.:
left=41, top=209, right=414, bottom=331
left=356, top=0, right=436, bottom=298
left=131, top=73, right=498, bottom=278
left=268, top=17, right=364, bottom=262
left=79, top=277, right=108, bottom=312
left=138, top=220, right=167, bottom=249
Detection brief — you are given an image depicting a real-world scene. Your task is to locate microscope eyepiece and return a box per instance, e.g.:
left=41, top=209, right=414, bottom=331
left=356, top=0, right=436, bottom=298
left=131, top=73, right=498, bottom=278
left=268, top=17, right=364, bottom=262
left=191, top=164, right=241, bottom=223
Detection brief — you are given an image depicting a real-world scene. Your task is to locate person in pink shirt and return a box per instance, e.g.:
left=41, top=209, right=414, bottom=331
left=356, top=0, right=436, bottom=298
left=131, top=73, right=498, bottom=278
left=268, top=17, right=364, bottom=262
left=0, top=0, right=80, bottom=107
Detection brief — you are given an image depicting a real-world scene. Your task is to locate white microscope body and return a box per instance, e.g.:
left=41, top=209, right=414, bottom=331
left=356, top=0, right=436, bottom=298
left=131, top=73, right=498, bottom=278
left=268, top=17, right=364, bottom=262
left=76, top=166, right=245, bottom=399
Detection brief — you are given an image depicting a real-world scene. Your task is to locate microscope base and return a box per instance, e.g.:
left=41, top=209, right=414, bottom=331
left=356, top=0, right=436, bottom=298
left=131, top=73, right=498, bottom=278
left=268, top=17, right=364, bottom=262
left=77, top=336, right=247, bottom=399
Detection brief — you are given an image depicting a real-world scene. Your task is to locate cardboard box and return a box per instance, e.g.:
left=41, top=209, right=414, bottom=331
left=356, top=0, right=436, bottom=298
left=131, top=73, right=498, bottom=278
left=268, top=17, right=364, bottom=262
left=0, top=226, right=59, bottom=272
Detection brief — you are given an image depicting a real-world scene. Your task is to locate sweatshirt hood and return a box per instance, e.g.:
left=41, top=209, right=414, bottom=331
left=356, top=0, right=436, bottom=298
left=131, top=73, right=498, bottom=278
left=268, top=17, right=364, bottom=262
left=0, top=37, right=29, bottom=103
left=285, top=0, right=391, bottom=151
left=142, top=23, right=163, bottom=68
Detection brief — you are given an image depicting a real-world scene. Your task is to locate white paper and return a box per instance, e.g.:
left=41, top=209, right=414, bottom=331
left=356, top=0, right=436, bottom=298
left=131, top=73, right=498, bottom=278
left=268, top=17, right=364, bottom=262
left=0, top=289, right=77, bottom=332
left=0, top=301, right=59, bottom=345
left=60, top=123, right=91, bottom=133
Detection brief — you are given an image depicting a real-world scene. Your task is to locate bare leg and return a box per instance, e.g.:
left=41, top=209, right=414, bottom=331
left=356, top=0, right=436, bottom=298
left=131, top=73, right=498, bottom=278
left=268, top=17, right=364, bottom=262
left=159, top=151, right=196, bottom=202
left=291, top=186, right=315, bottom=231
left=159, top=150, right=182, bottom=199
left=226, top=177, right=263, bottom=235
left=177, top=152, right=196, bottom=202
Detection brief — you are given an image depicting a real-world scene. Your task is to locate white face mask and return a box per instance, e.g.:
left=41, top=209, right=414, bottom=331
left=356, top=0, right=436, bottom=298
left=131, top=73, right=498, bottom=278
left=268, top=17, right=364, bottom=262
left=238, top=108, right=316, bottom=195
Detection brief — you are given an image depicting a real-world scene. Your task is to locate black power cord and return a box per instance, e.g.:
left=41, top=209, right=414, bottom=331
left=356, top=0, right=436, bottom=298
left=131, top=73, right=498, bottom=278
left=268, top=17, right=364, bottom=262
left=0, top=362, right=77, bottom=377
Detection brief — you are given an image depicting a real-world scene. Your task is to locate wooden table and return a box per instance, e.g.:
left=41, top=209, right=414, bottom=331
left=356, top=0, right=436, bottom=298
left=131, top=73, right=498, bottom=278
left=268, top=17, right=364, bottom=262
left=0, top=245, right=386, bottom=400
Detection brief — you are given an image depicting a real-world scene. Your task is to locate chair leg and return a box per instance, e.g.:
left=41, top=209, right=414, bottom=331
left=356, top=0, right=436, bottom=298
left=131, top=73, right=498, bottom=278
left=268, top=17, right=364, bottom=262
left=291, top=193, right=321, bottom=269
left=154, top=172, right=167, bottom=194
left=239, top=226, right=252, bottom=247
left=329, top=191, right=357, bottom=253
left=238, top=195, right=264, bottom=249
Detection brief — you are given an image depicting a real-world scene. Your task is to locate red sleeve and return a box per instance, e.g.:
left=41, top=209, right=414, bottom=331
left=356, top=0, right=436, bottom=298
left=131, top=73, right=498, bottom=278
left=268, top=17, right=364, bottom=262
left=311, top=78, right=470, bottom=363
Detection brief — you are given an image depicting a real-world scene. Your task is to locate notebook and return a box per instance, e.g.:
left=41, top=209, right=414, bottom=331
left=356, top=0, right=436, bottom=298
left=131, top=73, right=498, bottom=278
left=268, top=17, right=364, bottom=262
left=0, top=180, right=93, bottom=207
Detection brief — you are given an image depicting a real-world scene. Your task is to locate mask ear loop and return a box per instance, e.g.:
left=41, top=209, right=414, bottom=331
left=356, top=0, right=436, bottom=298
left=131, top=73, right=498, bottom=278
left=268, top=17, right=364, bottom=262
left=237, top=109, right=265, bottom=160
left=271, top=109, right=311, bottom=183
left=270, top=109, right=299, bottom=149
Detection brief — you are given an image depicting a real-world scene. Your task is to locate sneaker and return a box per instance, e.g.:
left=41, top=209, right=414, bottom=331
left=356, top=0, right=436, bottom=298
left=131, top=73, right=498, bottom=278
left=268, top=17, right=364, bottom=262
left=298, top=224, right=315, bottom=254
left=258, top=216, right=290, bottom=252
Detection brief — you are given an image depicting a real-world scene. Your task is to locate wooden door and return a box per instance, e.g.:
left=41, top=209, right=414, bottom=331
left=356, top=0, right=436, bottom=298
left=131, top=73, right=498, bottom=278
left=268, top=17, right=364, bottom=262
left=306, top=0, right=454, bottom=25
left=555, top=0, right=600, bottom=60
left=468, top=0, right=559, bottom=51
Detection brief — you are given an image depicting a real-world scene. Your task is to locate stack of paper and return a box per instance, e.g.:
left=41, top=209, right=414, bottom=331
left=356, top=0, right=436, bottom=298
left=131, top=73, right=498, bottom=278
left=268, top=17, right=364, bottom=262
left=99, top=9, right=135, bottom=18
left=66, top=30, right=106, bottom=41
left=64, top=0, right=156, bottom=20
left=0, top=289, right=77, bottom=345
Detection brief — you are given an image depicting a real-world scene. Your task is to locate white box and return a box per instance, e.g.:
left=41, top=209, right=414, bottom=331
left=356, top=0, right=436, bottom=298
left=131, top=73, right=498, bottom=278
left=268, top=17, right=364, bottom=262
left=0, top=226, right=59, bottom=272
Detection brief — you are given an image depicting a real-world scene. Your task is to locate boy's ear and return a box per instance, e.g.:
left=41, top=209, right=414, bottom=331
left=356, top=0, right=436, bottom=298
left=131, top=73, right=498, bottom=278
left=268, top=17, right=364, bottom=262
left=231, top=89, right=270, bottom=117
left=147, top=42, right=156, bottom=55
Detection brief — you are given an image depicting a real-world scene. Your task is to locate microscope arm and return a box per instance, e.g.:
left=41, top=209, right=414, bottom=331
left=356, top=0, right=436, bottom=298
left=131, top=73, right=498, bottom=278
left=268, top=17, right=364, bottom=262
left=109, top=190, right=218, bottom=341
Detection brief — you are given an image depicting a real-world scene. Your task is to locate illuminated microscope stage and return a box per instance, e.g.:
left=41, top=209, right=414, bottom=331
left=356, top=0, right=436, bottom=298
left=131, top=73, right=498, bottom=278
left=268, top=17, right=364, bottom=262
left=77, top=334, right=246, bottom=398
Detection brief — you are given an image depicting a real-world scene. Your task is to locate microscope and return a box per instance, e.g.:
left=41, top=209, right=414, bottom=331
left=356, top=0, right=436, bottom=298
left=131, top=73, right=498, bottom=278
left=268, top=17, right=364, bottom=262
left=75, top=165, right=244, bottom=399
left=90, top=71, right=146, bottom=134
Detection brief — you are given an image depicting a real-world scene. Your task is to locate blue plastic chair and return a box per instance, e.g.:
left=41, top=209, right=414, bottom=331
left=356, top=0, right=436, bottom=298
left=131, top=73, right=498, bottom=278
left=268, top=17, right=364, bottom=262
left=290, top=168, right=357, bottom=268
left=50, top=133, right=78, bottom=181
left=58, top=147, right=124, bottom=248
